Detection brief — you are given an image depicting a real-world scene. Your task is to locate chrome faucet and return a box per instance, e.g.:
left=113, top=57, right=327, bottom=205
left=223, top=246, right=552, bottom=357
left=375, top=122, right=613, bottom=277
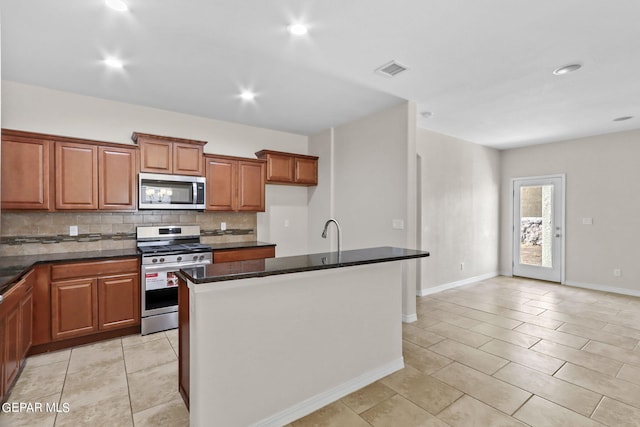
left=321, top=218, right=342, bottom=254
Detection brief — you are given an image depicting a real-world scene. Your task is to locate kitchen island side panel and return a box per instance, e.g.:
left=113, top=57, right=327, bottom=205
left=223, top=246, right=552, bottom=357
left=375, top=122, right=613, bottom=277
left=189, top=262, right=403, bottom=427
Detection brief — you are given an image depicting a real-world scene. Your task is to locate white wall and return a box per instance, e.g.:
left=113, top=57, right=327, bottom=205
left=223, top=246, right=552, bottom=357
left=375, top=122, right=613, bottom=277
left=417, top=129, right=500, bottom=293
left=308, top=102, right=419, bottom=321
left=500, top=129, right=640, bottom=295
left=1, top=81, right=310, bottom=254
left=331, top=102, right=413, bottom=250
left=307, top=129, right=333, bottom=253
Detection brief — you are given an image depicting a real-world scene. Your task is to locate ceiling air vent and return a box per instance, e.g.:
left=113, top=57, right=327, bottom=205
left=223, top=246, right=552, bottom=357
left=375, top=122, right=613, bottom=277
left=375, top=60, right=409, bottom=78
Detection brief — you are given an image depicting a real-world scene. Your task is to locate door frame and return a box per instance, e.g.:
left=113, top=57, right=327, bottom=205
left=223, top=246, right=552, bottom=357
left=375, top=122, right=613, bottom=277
left=511, top=174, right=566, bottom=283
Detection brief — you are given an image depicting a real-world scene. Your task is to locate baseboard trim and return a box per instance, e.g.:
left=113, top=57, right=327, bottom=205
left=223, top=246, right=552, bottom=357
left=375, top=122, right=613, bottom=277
left=499, top=270, right=513, bottom=277
left=417, top=272, right=499, bottom=297
left=402, top=313, right=418, bottom=323
left=250, top=357, right=405, bottom=427
left=564, top=280, right=640, bottom=298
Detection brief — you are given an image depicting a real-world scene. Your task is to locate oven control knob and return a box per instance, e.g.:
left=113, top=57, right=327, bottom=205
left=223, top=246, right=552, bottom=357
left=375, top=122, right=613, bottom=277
left=159, top=258, right=165, bottom=263
left=199, top=255, right=205, bottom=261
left=177, top=256, right=182, bottom=262
left=193, top=255, right=198, bottom=261
left=152, top=258, right=158, bottom=263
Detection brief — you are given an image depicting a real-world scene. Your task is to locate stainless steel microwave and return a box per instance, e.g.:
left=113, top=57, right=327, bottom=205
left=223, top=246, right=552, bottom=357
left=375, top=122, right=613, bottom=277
left=139, top=173, right=206, bottom=210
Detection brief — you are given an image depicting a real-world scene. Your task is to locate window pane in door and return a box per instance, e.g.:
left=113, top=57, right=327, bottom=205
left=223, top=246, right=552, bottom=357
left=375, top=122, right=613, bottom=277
left=520, top=185, right=553, bottom=267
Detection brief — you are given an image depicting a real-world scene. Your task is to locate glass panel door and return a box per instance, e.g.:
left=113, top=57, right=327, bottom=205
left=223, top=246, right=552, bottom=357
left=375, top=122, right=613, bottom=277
left=513, top=176, right=563, bottom=282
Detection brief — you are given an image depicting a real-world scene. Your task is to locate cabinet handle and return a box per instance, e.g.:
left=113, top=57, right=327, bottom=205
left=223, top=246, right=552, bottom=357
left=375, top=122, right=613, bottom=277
left=0, top=295, right=3, bottom=304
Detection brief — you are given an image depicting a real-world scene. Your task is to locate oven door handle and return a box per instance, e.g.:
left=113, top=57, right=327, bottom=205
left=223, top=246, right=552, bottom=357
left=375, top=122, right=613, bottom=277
left=142, top=262, right=209, bottom=274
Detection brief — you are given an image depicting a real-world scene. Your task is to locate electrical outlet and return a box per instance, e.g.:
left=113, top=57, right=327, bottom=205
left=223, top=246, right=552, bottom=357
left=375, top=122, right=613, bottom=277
left=220, top=222, right=227, bottom=231
left=69, top=225, right=78, bottom=236
left=582, top=218, right=593, bottom=225
left=284, top=219, right=290, bottom=227
left=613, top=269, right=621, bottom=277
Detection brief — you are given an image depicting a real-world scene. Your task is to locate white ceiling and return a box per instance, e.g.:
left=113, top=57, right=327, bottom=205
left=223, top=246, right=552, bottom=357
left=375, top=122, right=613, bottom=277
left=1, top=0, right=639, bottom=149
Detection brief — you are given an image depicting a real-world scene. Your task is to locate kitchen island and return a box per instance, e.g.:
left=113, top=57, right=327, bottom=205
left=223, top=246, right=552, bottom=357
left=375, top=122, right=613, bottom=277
left=178, top=246, right=429, bottom=427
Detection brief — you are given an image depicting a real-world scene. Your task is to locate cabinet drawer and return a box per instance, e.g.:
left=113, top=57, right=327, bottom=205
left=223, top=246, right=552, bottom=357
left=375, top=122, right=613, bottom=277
left=51, top=258, right=138, bottom=280
left=213, top=246, right=275, bottom=263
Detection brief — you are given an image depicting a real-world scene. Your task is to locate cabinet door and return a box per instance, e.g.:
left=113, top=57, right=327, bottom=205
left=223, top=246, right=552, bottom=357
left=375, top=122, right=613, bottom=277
left=51, top=278, right=98, bottom=340
left=205, top=157, right=237, bottom=211
left=265, top=153, right=294, bottom=183
left=237, top=160, right=265, bottom=212
left=99, top=146, right=137, bottom=210
left=55, top=142, right=98, bottom=210
left=140, top=139, right=173, bottom=174
left=3, top=301, right=21, bottom=392
left=1, top=136, right=52, bottom=210
left=98, top=273, right=140, bottom=331
left=20, top=287, right=33, bottom=360
left=294, top=157, right=318, bottom=185
left=173, top=142, right=204, bottom=176
left=0, top=315, right=4, bottom=401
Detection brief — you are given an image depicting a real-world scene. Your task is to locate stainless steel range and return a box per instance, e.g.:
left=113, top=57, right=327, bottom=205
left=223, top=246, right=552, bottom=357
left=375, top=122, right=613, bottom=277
left=137, top=225, right=212, bottom=335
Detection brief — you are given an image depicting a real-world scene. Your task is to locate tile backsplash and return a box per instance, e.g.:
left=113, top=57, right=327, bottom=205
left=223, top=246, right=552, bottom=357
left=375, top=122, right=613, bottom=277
left=0, top=211, right=257, bottom=256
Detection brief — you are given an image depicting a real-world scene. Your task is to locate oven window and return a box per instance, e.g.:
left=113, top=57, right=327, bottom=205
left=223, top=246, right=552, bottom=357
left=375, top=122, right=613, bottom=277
left=140, top=180, right=194, bottom=205
left=145, top=288, right=178, bottom=311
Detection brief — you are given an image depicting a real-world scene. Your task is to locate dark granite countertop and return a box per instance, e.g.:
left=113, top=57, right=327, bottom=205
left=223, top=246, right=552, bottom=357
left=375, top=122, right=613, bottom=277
left=208, top=241, right=276, bottom=251
left=0, top=240, right=276, bottom=295
left=180, top=246, right=429, bottom=284
left=0, top=248, right=140, bottom=294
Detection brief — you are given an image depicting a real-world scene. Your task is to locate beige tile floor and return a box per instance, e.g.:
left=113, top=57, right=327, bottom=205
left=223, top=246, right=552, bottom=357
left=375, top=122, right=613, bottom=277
left=3, top=275, right=640, bottom=426
left=0, top=329, right=188, bottom=427
left=292, top=276, right=640, bottom=427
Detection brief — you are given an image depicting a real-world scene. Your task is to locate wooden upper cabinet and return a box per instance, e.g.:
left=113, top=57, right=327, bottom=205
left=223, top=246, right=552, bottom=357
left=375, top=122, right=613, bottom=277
left=99, top=146, right=137, bottom=210
left=139, top=138, right=172, bottom=174
left=132, top=132, right=206, bottom=176
left=174, top=142, right=204, bottom=176
left=205, top=156, right=237, bottom=211
left=238, top=160, right=265, bottom=211
left=205, top=155, right=265, bottom=212
left=263, top=151, right=294, bottom=183
left=294, top=157, right=318, bottom=186
left=1, top=131, right=53, bottom=210
left=55, top=142, right=99, bottom=210
left=255, top=150, right=318, bottom=186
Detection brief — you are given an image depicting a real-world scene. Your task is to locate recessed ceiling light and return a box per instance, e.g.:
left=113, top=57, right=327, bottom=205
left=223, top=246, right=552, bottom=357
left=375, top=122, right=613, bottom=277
left=421, top=111, right=433, bottom=119
left=552, top=64, right=582, bottom=75
left=613, top=116, right=633, bottom=122
left=288, top=23, right=308, bottom=36
left=105, top=0, right=128, bottom=12
left=104, top=57, right=124, bottom=69
left=239, top=91, right=256, bottom=101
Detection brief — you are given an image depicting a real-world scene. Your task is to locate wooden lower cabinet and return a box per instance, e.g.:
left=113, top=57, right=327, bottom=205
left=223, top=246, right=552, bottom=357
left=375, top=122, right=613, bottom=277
left=50, top=259, right=140, bottom=342
left=98, top=273, right=140, bottom=331
left=178, top=276, right=190, bottom=409
left=1, top=271, right=34, bottom=401
left=3, top=301, right=21, bottom=395
left=51, top=278, right=99, bottom=340
left=0, top=315, right=5, bottom=400
left=212, top=246, right=275, bottom=263
left=20, top=288, right=33, bottom=360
